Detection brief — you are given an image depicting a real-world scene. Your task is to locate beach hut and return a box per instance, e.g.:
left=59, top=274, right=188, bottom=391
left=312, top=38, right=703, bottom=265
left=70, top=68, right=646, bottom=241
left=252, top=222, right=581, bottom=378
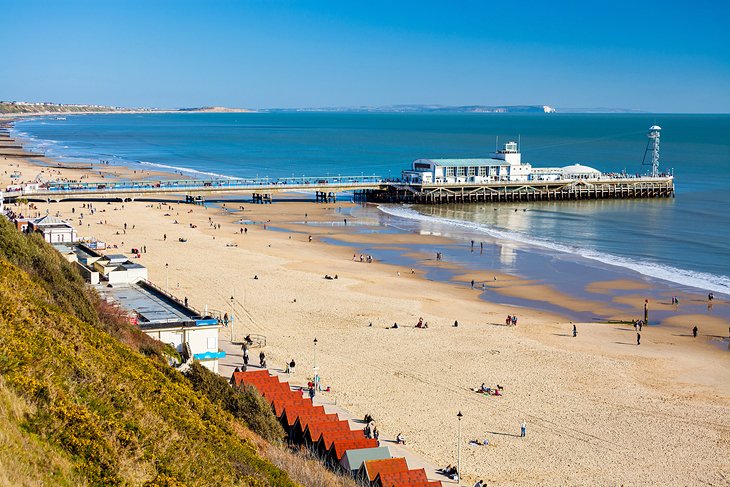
left=374, top=468, right=428, bottom=487
left=279, top=405, right=326, bottom=431
left=316, top=429, right=366, bottom=458
left=303, top=420, right=352, bottom=448
left=326, top=438, right=379, bottom=467
left=340, top=446, right=391, bottom=477
left=357, top=457, right=409, bottom=485
left=231, top=369, right=271, bottom=385
left=291, top=412, right=340, bottom=443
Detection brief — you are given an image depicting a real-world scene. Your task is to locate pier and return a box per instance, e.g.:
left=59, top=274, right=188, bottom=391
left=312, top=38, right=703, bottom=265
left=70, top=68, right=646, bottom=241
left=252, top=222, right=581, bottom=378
left=5, top=174, right=674, bottom=205
left=361, top=176, right=675, bottom=204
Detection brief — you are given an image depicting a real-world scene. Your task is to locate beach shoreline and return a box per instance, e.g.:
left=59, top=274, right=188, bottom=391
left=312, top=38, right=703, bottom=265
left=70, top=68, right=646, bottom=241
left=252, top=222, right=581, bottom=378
left=2, top=121, right=729, bottom=485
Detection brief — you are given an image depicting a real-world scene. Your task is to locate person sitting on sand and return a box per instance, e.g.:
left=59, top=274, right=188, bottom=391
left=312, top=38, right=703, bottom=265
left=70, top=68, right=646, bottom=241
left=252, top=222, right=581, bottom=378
left=391, top=323, right=399, bottom=329
left=480, top=383, right=488, bottom=393
left=416, top=317, right=424, bottom=328
left=396, top=433, right=406, bottom=444
left=364, top=413, right=374, bottom=423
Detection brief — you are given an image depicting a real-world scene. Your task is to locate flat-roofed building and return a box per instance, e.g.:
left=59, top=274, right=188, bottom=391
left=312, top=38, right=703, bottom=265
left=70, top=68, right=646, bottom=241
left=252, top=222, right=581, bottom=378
left=29, top=215, right=77, bottom=243
left=93, top=253, right=148, bottom=285
left=402, top=141, right=532, bottom=184
left=100, top=280, right=224, bottom=373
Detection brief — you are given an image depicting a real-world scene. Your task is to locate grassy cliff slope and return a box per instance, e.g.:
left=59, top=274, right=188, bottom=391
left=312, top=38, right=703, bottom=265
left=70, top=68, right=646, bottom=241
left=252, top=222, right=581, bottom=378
left=0, top=217, right=299, bottom=486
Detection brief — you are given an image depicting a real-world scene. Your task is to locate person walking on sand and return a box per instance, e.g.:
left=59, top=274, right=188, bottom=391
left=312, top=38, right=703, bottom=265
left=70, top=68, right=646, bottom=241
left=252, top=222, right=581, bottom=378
left=637, top=332, right=641, bottom=345
left=520, top=420, right=527, bottom=437
left=572, top=323, right=577, bottom=337
left=692, top=325, right=698, bottom=338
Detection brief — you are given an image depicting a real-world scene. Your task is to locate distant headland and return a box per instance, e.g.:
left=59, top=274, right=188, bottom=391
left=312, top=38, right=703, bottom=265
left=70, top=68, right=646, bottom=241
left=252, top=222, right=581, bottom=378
left=1, top=101, right=649, bottom=115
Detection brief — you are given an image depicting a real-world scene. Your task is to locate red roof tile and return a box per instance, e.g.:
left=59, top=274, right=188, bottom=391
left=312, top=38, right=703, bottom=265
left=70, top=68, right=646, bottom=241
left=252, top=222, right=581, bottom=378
left=375, top=468, right=428, bottom=487
left=330, top=438, right=379, bottom=461
left=363, top=458, right=409, bottom=481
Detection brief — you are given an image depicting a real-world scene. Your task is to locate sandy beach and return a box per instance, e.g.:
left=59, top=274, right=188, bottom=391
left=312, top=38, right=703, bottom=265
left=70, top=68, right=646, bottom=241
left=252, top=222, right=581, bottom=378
left=3, top=135, right=729, bottom=486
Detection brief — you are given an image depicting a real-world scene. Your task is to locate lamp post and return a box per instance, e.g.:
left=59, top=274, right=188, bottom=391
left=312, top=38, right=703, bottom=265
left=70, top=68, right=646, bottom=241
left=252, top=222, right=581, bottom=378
left=457, top=411, right=463, bottom=485
left=313, top=337, right=318, bottom=370
left=230, top=296, right=235, bottom=339
left=165, top=263, right=169, bottom=292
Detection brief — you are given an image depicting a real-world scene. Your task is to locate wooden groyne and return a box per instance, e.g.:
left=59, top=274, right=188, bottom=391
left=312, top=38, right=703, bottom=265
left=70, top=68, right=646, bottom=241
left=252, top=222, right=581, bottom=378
left=357, top=177, right=675, bottom=204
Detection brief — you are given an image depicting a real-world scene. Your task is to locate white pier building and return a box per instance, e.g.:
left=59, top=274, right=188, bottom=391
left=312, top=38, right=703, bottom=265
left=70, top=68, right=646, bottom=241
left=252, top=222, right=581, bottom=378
left=402, top=141, right=602, bottom=184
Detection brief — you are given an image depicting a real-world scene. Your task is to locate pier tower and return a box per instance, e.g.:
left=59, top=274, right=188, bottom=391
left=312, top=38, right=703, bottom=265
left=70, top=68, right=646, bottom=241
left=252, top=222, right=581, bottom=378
left=643, top=125, right=662, bottom=177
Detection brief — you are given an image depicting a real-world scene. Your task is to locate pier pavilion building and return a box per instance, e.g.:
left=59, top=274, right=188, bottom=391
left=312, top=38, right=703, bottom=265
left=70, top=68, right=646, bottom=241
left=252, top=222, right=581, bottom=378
left=402, top=141, right=603, bottom=184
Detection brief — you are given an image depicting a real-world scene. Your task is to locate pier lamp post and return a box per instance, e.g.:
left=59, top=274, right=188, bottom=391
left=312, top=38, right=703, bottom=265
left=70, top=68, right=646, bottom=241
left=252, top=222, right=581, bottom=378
left=313, top=337, right=318, bottom=370
left=230, top=296, right=235, bottom=339
left=165, top=263, right=169, bottom=292
left=457, top=411, right=463, bottom=485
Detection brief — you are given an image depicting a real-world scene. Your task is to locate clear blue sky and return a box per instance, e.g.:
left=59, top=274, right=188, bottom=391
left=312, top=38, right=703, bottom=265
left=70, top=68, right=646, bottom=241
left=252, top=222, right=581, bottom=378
left=1, top=0, right=728, bottom=112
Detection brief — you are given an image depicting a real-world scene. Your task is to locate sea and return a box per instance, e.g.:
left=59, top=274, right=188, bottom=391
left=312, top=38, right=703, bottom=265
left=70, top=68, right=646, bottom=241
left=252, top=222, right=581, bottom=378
left=11, top=113, right=730, bottom=312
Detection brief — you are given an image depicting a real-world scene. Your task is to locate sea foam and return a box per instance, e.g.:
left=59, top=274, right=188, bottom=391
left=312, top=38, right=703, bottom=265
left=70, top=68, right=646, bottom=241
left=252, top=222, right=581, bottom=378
left=378, top=205, right=730, bottom=296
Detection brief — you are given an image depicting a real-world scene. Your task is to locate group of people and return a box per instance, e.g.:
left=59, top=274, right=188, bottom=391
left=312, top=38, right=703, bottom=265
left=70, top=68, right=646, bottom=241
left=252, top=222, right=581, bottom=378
left=415, top=317, right=428, bottom=329
left=363, top=415, right=379, bottom=440
left=285, top=359, right=296, bottom=374
left=506, top=315, right=518, bottom=326
left=476, top=383, right=504, bottom=396
left=352, top=253, right=373, bottom=263
left=437, top=464, right=458, bottom=481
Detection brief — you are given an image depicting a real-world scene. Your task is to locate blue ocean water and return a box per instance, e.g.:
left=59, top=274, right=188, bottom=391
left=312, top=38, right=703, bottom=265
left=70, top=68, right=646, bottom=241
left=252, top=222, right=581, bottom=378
left=12, top=113, right=730, bottom=295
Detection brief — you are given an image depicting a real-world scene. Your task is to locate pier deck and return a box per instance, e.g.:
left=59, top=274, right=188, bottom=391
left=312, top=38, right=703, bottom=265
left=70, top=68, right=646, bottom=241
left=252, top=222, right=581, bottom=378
left=360, top=176, right=674, bottom=204
left=4, top=175, right=674, bottom=204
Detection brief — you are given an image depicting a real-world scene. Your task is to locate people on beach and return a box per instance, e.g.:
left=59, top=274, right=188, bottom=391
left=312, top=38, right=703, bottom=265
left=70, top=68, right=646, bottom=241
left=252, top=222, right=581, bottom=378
left=471, top=279, right=474, bottom=289
left=520, top=420, right=527, bottom=437
left=572, top=323, right=577, bottom=337
left=506, top=315, right=511, bottom=326
left=692, top=325, right=698, bottom=338
left=637, top=332, right=641, bottom=345
left=453, top=320, right=459, bottom=327
left=396, top=432, right=406, bottom=444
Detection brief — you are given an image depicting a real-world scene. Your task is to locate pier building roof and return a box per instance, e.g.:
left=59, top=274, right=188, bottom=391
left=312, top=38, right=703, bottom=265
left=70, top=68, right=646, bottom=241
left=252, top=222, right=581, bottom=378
left=415, top=158, right=513, bottom=167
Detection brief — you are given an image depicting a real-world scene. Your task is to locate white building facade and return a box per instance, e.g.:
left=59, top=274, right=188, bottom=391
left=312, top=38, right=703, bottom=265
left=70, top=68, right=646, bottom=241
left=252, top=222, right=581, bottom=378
left=402, top=141, right=603, bottom=184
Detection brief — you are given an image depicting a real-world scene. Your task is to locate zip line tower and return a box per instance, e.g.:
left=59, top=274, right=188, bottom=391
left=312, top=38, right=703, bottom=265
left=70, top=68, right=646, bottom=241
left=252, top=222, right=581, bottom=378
left=642, top=125, right=662, bottom=177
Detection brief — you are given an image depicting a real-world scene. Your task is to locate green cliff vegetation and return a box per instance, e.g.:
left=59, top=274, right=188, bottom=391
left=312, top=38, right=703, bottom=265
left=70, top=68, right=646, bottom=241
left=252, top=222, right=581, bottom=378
left=0, top=217, right=301, bottom=486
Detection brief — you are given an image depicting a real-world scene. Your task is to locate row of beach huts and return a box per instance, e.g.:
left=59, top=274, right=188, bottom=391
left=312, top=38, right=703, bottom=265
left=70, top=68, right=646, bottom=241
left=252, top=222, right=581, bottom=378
left=232, top=370, right=443, bottom=487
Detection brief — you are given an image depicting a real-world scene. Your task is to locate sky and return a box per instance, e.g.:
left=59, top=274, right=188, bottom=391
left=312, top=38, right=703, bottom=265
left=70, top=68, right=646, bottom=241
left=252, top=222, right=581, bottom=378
left=1, top=0, right=729, bottom=112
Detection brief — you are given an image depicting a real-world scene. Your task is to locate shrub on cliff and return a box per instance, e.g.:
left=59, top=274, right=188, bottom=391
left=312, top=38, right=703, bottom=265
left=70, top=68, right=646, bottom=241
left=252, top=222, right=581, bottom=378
left=184, top=362, right=284, bottom=442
